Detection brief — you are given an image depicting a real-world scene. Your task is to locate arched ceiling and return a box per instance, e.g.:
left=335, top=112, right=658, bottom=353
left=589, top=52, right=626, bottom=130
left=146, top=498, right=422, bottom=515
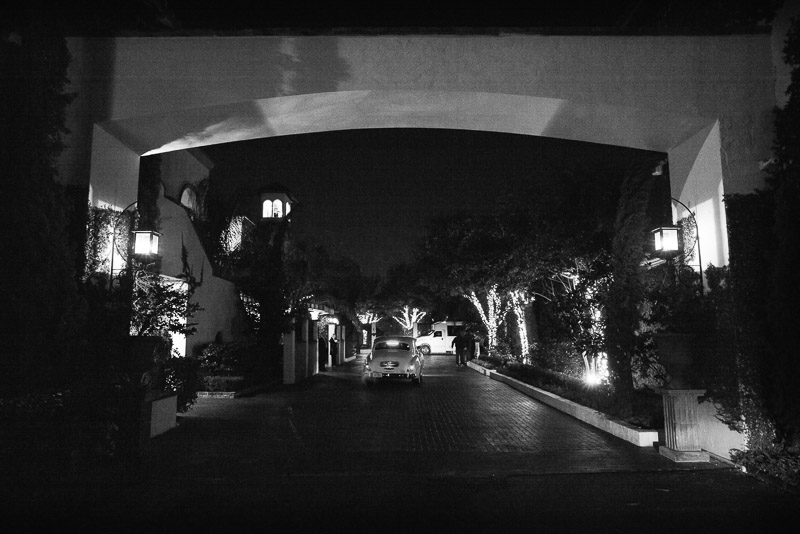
left=100, top=90, right=712, bottom=158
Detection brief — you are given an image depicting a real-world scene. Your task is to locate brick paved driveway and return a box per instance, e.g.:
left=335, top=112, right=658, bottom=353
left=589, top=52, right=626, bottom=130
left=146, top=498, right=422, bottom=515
left=175, top=353, right=684, bottom=478
left=7, top=353, right=797, bottom=532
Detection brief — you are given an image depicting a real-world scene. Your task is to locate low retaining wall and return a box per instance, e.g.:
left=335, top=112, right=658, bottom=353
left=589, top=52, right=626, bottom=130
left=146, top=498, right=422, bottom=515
left=146, top=390, right=177, bottom=438
left=467, top=362, right=661, bottom=448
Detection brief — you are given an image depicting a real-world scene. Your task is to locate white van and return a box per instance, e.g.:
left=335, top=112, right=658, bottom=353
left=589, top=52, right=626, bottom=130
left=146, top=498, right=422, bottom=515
left=415, top=321, right=465, bottom=355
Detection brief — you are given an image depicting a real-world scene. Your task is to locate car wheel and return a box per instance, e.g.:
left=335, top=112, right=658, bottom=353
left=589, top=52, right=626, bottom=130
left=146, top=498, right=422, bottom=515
left=419, top=345, right=431, bottom=356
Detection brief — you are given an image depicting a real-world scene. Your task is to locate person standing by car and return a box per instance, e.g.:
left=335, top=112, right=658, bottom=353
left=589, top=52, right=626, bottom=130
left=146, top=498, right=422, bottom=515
left=451, top=330, right=467, bottom=367
left=318, top=332, right=328, bottom=371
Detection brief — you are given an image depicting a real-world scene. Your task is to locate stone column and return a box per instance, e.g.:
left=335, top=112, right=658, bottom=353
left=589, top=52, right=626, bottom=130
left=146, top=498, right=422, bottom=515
left=299, top=317, right=308, bottom=381
left=334, top=325, right=343, bottom=365
left=283, top=321, right=296, bottom=385
left=656, top=388, right=710, bottom=462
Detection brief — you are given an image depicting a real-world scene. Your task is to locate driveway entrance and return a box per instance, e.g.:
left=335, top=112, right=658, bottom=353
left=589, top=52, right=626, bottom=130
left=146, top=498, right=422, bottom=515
left=5, top=354, right=796, bottom=531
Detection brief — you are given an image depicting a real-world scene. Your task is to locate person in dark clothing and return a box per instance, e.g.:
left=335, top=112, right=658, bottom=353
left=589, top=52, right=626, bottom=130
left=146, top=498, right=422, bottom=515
left=318, top=333, right=328, bottom=371
left=329, top=335, right=338, bottom=367
left=452, top=331, right=468, bottom=367
left=464, top=329, right=476, bottom=363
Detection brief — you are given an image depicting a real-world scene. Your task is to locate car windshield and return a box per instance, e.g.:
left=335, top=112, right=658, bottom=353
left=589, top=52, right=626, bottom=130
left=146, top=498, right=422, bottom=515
left=374, top=341, right=411, bottom=351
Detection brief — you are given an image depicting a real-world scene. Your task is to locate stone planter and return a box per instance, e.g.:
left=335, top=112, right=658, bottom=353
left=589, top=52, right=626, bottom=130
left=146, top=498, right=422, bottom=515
left=652, top=333, right=709, bottom=462
left=466, top=362, right=661, bottom=447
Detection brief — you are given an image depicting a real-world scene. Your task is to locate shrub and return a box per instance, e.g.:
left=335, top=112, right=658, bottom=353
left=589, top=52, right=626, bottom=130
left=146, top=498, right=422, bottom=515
left=499, top=361, right=586, bottom=392
left=731, top=445, right=800, bottom=489
left=529, top=340, right=584, bottom=380
left=479, top=352, right=507, bottom=369
left=496, top=361, right=663, bottom=429
left=162, top=356, right=203, bottom=413
left=197, top=340, right=258, bottom=377
left=631, top=333, right=668, bottom=389
left=201, top=375, right=248, bottom=392
left=473, top=357, right=497, bottom=370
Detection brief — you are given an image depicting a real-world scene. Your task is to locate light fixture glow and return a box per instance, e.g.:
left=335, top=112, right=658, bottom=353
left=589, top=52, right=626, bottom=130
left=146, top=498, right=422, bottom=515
left=133, top=230, right=160, bottom=256
left=652, top=226, right=679, bottom=253
left=584, top=372, right=602, bottom=386
left=583, top=353, right=608, bottom=386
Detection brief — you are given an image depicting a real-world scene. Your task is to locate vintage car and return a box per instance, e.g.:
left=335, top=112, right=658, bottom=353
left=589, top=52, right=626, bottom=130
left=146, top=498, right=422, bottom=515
left=363, top=335, right=424, bottom=385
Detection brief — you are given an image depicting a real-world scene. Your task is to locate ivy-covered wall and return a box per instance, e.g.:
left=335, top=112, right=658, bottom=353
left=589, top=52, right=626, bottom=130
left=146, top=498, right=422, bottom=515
left=709, top=192, right=777, bottom=449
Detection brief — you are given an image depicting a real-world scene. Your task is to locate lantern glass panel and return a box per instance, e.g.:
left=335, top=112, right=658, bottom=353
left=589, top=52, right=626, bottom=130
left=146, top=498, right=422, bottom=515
left=653, top=226, right=679, bottom=252
left=134, top=231, right=159, bottom=255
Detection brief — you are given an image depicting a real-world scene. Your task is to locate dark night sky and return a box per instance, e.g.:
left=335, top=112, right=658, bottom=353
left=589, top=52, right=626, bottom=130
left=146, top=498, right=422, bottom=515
left=149, top=1, right=784, bottom=35
left=201, top=129, right=663, bottom=276
left=7, top=1, right=779, bottom=36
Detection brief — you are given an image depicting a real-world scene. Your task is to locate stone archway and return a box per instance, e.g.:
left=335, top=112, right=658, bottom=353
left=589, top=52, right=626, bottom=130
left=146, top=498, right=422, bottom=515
left=50, top=21, right=800, bottom=457
left=63, top=31, right=781, bottom=272
left=84, top=89, right=730, bottom=268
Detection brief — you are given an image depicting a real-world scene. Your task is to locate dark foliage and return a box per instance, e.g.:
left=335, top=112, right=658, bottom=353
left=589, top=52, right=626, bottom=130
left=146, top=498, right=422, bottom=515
left=137, top=155, right=162, bottom=231
left=529, top=340, right=586, bottom=380
left=162, top=356, right=202, bottom=413
left=0, top=15, right=83, bottom=393
left=604, top=158, right=660, bottom=400
left=765, top=13, right=800, bottom=445
left=226, top=219, right=294, bottom=373
left=703, top=193, right=775, bottom=445
left=730, top=446, right=800, bottom=490
left=201, top=375, right=248, bottom=392
left=196, top=339, right=263, bottom=384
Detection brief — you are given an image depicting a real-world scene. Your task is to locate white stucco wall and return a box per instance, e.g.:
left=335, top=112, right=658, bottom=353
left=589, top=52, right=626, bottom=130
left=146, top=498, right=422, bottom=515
left=88, top=124, right=140, bottom=209
left=159, top=148, right=214, bottom=202
left=698, top=399, right=747, bottom=461
left=158, top=150, right=246, bottom=356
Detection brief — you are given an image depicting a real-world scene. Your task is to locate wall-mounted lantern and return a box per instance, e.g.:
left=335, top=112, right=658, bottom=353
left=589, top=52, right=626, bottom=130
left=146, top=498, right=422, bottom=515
left=133, top=230, right=161, bottom=256
left=651, top=198, right=703, bottom=290
left=652, top=225, right=680, bottom=255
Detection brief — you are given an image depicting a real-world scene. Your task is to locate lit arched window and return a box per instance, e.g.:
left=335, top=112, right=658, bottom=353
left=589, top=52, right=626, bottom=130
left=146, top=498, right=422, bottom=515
left=285, top=202, right=291, bottom=215
left=180, top=186, right=197, bottom=213
left=272, top=199, right=283, bottom=218
left=262, top=199, right=274, bottom=218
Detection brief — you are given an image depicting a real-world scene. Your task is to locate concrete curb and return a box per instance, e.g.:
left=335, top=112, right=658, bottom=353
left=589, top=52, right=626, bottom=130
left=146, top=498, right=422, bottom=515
left=196, top=381, right=279, bottom=399
left=466, top=361, right=661, bottom=448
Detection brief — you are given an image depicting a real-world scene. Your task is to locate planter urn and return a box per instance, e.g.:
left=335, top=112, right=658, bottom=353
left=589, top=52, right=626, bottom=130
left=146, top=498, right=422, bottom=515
left=652, top=332, right=697, bottom=389
left=652, top=332, right=709, bottom=462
